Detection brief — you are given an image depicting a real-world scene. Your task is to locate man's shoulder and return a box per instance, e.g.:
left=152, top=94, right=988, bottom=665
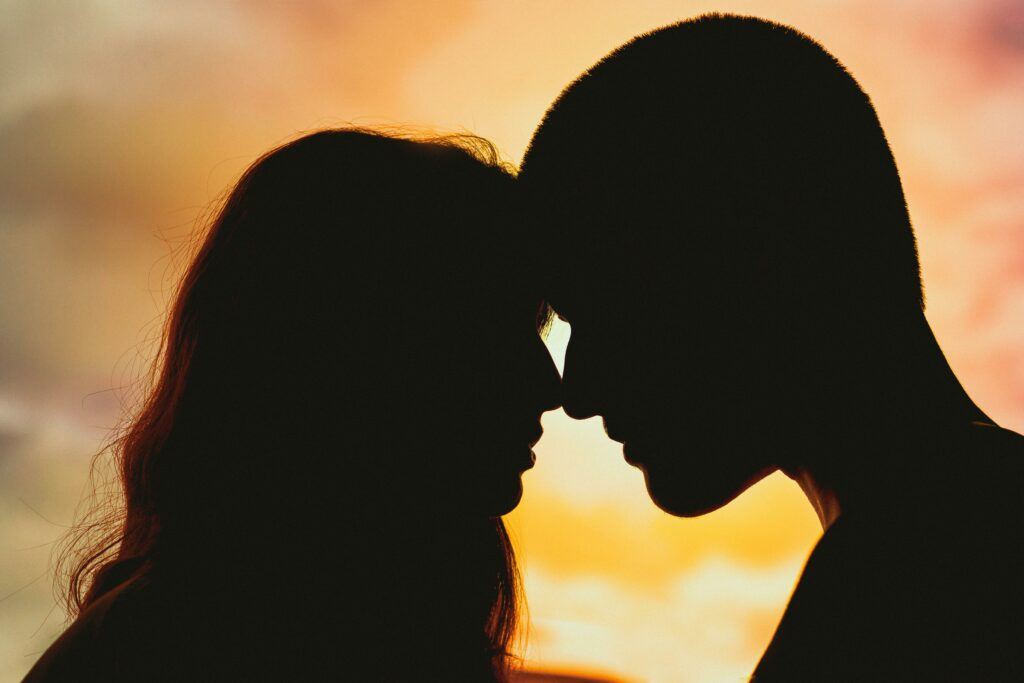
left=753, top=422, right=1024, bottom=680
left=818, top=422, right=1024, bottom=597
left=942, top=422, right=1024, bottom=532
left=756, top=521, right=1024, bottom=680
left=967, top=421, right=1024, bottom=474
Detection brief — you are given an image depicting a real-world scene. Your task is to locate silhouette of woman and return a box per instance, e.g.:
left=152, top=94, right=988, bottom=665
left=24, top=129, right=561, bottom=682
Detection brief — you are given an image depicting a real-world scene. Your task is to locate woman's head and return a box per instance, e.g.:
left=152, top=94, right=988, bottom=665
left=62, top=129, right=560, bottom=678
left=153, top=130, right=557, bottom=522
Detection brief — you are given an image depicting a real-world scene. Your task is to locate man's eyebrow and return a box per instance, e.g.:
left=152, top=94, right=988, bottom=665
left=543, top=288, right=577, bottom=321
left=546, top=298, right=573, bottom=323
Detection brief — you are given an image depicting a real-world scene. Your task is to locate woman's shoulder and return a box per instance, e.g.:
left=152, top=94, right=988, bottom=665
left=23, top=574, right=227, bottom=682
left=26, top=571, right=335, bottom=681
left=21, top=580, right=150, bottom=682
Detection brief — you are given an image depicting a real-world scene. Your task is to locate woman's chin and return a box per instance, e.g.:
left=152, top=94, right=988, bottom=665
left=448, top=448, right=533, bottom=516
left=481, top=474, right=524, bottom=517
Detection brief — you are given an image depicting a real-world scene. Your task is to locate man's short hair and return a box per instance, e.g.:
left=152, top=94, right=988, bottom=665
left=522, top=13, right=924, bottom=321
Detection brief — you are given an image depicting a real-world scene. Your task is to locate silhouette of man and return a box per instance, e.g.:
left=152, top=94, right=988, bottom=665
left=521, top=14, right=1024, bottom=680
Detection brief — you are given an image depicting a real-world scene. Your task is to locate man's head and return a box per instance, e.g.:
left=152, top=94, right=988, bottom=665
left=521, top=14, right=925, bottom=516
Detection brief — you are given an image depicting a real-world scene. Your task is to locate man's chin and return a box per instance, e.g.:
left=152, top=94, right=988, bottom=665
left=640, top=463, right=775, bottom=518
left=645, top=478, right=734, bottom=517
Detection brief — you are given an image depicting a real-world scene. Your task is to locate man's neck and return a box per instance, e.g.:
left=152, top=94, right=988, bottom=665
left=790, top=467, right=842, bottom=530
left=789, top=318, right=989, bottom=531
left=787, top=410, right=984, bottom=532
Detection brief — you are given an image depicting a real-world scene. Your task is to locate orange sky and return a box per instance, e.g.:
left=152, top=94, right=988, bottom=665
left=1, top=2, right=1022, bottom=681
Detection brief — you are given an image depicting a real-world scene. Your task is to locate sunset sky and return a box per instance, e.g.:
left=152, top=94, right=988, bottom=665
left=2, top=1, right=1023, bottom=681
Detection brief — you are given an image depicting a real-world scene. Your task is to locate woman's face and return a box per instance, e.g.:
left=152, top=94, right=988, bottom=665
left=379, top=267, right=561, bottom=517
left=255, top=134, right=566, bottom=517
left=448, top=285, right=562, bottom=516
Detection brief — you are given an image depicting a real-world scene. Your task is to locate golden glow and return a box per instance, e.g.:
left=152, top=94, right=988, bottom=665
left=2, top=2, right=1022, bottom=681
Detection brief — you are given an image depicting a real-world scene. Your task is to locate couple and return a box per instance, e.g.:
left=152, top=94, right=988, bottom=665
left=26, top=14, right=1024, bottom=682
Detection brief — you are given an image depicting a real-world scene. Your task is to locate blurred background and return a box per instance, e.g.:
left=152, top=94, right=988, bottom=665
left=2, top=1, right=1022, bottom=681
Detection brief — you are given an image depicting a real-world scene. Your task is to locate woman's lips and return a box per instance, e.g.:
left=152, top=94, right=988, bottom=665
left=506, top=447, right=536, bottom=473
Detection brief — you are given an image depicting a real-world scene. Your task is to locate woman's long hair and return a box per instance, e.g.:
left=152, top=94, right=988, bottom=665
left=54, top=129, right=528, bottom=679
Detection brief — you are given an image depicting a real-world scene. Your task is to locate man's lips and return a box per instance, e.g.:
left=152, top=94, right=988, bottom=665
left=622, top=441, right=640, bottom=466
left=602, top=419, right=627, bottom=444
left=603, top=420, right=645, bottom=467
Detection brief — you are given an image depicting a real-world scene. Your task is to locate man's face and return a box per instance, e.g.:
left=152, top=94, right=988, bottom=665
left=549, top=244, right=780, bottom=517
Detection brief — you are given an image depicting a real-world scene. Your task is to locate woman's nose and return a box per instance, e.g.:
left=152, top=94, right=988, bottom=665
left=559, top=335, right=600, bottom=420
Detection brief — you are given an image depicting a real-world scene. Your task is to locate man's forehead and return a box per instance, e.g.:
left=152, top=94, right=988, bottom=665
left=548, top=242, right=753, bottom=319
left=548, top=255, right=659, bottom=317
